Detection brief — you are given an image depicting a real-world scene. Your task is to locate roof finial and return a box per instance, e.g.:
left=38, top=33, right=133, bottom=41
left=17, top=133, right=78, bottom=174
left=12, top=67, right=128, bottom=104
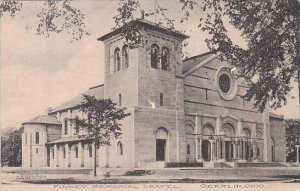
left=141, top=10, right=145, bottom=20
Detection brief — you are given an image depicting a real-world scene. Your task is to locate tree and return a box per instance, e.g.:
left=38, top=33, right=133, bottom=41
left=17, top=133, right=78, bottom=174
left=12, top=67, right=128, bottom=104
left=113, top=0, right=300, bottom=113
left=2, top=0, right=299, bottom=113
left=1, top=127, right=23, bottom=167
left=285, top=119, right=300, bottom=162
left=71, top=94, right=130, bottom=176
left=0, top=0, right=90, bottom=42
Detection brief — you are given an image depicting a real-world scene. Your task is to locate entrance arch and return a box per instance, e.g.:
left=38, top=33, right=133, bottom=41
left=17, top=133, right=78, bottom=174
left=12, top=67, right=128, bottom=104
left=243, top=128, right=251, bottom=160
left=201, top=124, right=215, bottom=161
left=271, top=137, right=275, bottom=162
left=156, top=127, right=168, bottom=161
left=223, top=123, right=236, bottom=161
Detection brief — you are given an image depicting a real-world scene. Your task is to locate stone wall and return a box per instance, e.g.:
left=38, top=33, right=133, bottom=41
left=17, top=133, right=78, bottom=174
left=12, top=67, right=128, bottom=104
left=270, top=117, right=286, bottom=162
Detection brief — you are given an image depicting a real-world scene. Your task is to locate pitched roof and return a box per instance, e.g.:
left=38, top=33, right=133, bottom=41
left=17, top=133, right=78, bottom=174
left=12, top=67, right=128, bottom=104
left=269, top=112, right=284, bottom=120
left=49, top=84, right=104, bottom=114
left=182, top=52, right=214, bottom=73
left=46, top=136, right=87, bottom=145
left=22, top=115, right=61, bottom=125
left=98, top=19, right=189, bottom=41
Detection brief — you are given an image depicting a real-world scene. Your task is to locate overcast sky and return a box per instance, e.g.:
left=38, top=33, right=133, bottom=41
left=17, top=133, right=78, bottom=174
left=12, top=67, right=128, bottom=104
left=1, top=1, right=299, bottom=129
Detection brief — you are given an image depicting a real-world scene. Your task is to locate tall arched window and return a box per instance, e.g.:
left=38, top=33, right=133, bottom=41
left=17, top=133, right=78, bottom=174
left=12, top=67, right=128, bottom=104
left=63, top=147, right=66, bottom=159
left=160, top=93, right=163, bottom=106
left=122, top=45, right=129, bottom=69
left=119, top=93, right=122, bottom=106
left=25, top=132, right=27, bottom=144
left=74, top=115, right=79, bottom=134
left=35, top=132, right=39, bottom=144
left=114, top=48, right=121, bottom=72
left=75, top=146, right=79, bottom=158
left=88, top=145, right=93, bottom=158
left=187, top=144, right=191, bottom=155
left=64, top=118, right=68, bottom=135
left=151, top=44, right=160, bottom=69
left=117, top=141, right=123, bottom=156
left=161, top=46, right=170, bottom=71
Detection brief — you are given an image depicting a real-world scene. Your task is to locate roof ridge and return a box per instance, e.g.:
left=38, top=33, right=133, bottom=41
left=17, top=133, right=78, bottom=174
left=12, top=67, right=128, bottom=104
left=182, top=52, right=212, bottom=62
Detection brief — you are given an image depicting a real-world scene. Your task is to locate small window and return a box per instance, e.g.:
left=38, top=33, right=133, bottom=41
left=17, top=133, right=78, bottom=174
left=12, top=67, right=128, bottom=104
left=35, top=132, right=39, bottom=144
left=25, top=133, right=27, bottom=144
left=187, top=144, right=190, bottom=155
left=36, top=148, right=39, bottom=153
left=161, top=47, right=170, bottom=71
left=119, top=93, right=122, bottom=106
left=117, top=142, right=123, bottom=156
left=160, top=93, right=163, bottom=106
left=151, top=44, right=160, bottom=69
left=63, top=147, right=66, bottom=159
left=64, top=118, right=68, bottom=135
left=88, top=145, right=93, bottom=158
left=122, top=45, right=129, bottom=69
left=219, top=74, right=231, bottom=93
left=257, top=148, right=260, bottom=156
left=114, top=48, right=121, bottom=72
left=75, top=146, right=79, bottom=158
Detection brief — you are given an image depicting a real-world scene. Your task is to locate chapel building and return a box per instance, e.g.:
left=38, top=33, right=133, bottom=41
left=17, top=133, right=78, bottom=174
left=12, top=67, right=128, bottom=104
left=22, top=20, right=286, bottom=168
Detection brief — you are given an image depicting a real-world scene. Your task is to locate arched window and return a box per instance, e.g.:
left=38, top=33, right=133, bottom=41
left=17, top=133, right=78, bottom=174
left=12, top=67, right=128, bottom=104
left=52, top=147, right=55, bottom=159
left=88, top=145, right=93, bottom=158
left=63, top=147, right=66, bottom=159
left=74, top=116, right=79, bottom=134
left=122, top=45, right=129, bottom=69
left=64, top=118, right=68, bottom=135
left=187, top=144, right=191, bottom=155
left=160, top=93, right=163, bottom=106
left=35, top=132, right=39, bottom=144
left=151, top=44, right=160, bottom=69
left=117, top=142, right=123, bottom=156
left=161, top=47, right=170, bottom=71
left=75, top=146, right=79, bottom=158
left=119, top=93, right=122, bottom=106
left=25, top=132, right=27, bottom=144
left=114, top=48, right=121, bottom=72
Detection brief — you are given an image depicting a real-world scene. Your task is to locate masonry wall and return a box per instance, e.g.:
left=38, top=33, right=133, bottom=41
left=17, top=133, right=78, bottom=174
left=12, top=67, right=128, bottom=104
left=183, top=58, right=264, bottom=124
left=134, top=107, right=186, bottom=166
left=270, top=117, right=286, bottom=162
left=22, top=124, right=48, bottom=168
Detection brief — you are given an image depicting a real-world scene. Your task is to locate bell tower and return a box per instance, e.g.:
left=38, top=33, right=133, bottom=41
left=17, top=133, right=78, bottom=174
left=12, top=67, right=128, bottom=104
left=98, top=19, right=188, bottom=110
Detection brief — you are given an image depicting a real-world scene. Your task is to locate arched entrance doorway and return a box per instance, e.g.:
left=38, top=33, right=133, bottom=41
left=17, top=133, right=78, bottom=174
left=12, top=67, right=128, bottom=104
left=156, top=127, right=168, bottom=161
left=243, top=128, right=251, bottom=160
left=201, top=124, right=214, bottom=162
left=223, top=123, right=236, bottom=161
left=271, top=137, right=275, bottom=162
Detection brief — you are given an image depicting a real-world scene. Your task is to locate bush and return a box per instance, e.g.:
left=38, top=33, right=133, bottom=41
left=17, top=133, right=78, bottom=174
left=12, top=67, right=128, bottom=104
left=124, top=170, right=153, bottom=176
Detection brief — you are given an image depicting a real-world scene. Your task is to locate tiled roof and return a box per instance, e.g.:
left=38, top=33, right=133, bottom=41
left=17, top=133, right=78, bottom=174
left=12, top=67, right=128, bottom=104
left=22, top=115, right=61, bottom=125
left=269, top=112, right=284, bottom=119
left=98, top=19, right=189, bottom=41
left=49, top=84, right=104, bottom=114
left=47, top=136, right=88, bottom=144
left=182, top=52, right=214, bottom=73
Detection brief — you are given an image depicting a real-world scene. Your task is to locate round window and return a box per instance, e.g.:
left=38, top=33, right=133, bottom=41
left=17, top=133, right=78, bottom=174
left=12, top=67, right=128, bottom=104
left=219, top=74, right=231, bottom=93
left=215, top=67, right=238, bottom=101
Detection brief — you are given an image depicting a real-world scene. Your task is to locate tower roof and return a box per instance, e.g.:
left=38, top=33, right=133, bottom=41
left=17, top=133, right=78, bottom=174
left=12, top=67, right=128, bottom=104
left=98, top=19, right=189, bottom=41
left=22, top=115, right=61, bottom=125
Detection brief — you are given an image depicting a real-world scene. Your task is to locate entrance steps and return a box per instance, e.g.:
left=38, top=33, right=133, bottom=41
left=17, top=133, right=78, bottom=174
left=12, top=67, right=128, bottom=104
left=236, top=162, right=286, bottom=167
left=203, top=161, right=233, bottom=168
left=139, top=161, right=165, bottom=169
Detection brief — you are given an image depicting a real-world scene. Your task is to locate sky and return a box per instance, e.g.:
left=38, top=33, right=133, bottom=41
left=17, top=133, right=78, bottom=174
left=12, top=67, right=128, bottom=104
left=1, top=0, right=299, bottom=129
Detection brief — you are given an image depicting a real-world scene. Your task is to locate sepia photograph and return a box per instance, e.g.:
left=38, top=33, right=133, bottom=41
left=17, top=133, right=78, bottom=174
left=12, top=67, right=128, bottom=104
left=1, top=0, right=300, bottom=190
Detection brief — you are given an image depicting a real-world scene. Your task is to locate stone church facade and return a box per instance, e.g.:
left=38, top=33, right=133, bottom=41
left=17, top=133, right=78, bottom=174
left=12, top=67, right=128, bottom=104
left=22, top=20, right=286, bottom=168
